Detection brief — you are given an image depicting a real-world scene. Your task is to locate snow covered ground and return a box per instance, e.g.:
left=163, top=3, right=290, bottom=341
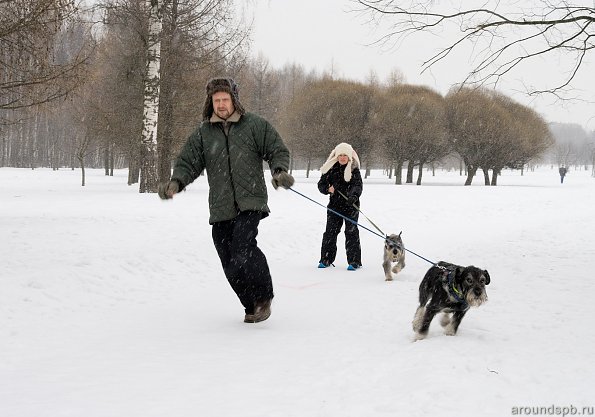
left=1, top=166, right=594, bottom=417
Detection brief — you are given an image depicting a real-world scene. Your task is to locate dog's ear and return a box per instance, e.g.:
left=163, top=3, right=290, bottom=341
left=398, top=231, right=402, bottom=237
left=483, top=270, right=491, bottom=285
left=454, top=266, right=466, bottom=284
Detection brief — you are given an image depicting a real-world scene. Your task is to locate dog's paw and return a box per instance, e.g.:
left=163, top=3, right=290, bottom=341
left=412, top=307, right=425, bottom=332
left=440, top=313, right=451, bottom=328
left=385, top=276, right=393, bottom=281
left=443, top=323, right=457, bottom=336
left=413, top=332, right=427, bottom=342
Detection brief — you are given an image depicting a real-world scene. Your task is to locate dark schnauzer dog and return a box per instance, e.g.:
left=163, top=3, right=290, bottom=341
left=383, top=232, right=406, bottom=281
left=412, top=261, right=490, bottom=340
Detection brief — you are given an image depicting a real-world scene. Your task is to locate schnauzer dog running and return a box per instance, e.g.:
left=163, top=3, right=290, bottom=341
left=412, top=261, right=490, bottom=340
left=383, top=233, right=405, bottom=281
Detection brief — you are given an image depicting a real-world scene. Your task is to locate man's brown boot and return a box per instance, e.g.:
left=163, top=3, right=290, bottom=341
left=244, top=299, right=271, bottom=323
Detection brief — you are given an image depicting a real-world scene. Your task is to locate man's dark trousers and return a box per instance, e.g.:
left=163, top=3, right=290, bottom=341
left=212, top=210, right=274, bottom=314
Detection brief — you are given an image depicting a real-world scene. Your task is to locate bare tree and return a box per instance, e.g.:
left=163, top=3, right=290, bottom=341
left=548, top=122, right=591, bottom=167
left=281, top=78, right=374, bottom=176
left=1, top=13, right=94, bottom=168
left=95, top=0, right=246, bottom=189
left=0, top=0, right=90, bottom=114
left=239, top=54, right=281, bottom=122
left=138, top=0, right=163, bottom=193
left=281, top=79, right=334, bottom=177
left=155, top=0, right=248, bottom=185
left=500, top=99, right=552, bottom=182
left=446, top=88, right=505, bottom=185
left=406, top=88, right=449, bottom=185
left=274, top=62, right=309, bottom=173
left=356, top=1, right=595, bottom=96
left=446, top=87, right=552, bottom=185
left=371, top=84, right=446, bottom=184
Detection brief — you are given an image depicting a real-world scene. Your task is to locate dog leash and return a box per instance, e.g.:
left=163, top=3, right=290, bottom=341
left=288, top=187, right=437, bottom=266
left=335, top=190, right=387, bottom=237
left=336, top=189, right=403, bottom=250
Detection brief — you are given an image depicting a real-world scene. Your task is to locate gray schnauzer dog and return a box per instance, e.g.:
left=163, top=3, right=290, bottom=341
left=412, top=261, right=490, bottom=340
left=383, top=232, right=405, bottom=281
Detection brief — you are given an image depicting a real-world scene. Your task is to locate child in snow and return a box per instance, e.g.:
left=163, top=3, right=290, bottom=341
left=317, top=142, right=363, bottom=271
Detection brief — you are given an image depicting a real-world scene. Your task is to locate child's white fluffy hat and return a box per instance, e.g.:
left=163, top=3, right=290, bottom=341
left=320, top=142, right=360, bottom=182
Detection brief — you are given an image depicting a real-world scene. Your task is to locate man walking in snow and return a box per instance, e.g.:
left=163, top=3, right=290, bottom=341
left=158, top=77, right=294, bottom=323
left=559, top=166, right=568, bottom=183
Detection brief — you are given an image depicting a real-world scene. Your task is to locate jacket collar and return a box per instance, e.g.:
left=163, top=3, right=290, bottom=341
left=210, top=111, right=241, bottom=123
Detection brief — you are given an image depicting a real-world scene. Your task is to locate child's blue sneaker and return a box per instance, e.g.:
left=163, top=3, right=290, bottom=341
left=347, top=264, right=361, bottom=271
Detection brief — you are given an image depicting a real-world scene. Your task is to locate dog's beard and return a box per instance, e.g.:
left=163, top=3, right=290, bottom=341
left=384, top=247, right=403, bottom=262
left=391, top=252, right=403, bottom=262
left=466, top=290, right=488, bottom=307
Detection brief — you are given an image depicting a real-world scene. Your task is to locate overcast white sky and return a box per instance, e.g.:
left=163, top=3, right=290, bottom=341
left=239, top=0, right=595, bottom=131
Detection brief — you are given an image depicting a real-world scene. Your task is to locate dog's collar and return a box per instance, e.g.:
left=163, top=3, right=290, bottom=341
left=451, top=281, right=464, bottom=299
left=441, top=267, right=468, bottom=309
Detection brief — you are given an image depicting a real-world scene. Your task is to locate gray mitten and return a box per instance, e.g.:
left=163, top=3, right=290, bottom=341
left=271, top=170, right=295, bottom=190
left=158, top=180, right=179, bottom=200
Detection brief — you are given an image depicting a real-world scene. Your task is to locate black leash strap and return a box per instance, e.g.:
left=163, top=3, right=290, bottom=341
left=335, top=190, right=387, bottom=237
left=288, top=187, right=437, bottom=266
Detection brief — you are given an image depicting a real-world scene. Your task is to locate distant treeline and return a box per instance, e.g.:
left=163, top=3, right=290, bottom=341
left=2, top=0, right=593, bottom=185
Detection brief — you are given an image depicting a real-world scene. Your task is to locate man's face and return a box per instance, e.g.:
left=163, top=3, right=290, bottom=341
left=212, top=91, right=235, bottom=120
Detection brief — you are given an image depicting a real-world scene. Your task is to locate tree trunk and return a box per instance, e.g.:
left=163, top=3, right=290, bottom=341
left=128, top=150, right=140, bottom=185
left=157, top=85, right=173, bottom=183
left=1, top=136, right=5, bottom=167
left=139, top=0, right=163, bottom=193
left=491, top=168, right=500, bottom=186
left=406, top=162, right=414, bottom=183
left=394, top=160, right=404, bottom=184
left=110, top=144, right=115, bottom=176
left=30, top=110, right=39, bottom=169
left=416, top=161, right=424, bottom=185
left=78, top=154, right=86, bottom=186
left=104, top=146, right=110, bottom=175
left=464, top=166, right=477, bottom=185
left=482, top=168, right=490, bottom=185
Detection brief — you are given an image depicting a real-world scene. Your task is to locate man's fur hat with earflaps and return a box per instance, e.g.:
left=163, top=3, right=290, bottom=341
left=320, top=142, right=360, bottom=182
left=202, top=77, right=246, bottom=121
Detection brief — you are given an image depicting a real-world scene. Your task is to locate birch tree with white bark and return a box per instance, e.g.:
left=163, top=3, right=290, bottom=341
left=139, top=0, right=163, bottom=193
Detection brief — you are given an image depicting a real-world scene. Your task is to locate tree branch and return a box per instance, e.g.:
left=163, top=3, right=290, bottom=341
left=355, top=0, right=595, bottom=95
